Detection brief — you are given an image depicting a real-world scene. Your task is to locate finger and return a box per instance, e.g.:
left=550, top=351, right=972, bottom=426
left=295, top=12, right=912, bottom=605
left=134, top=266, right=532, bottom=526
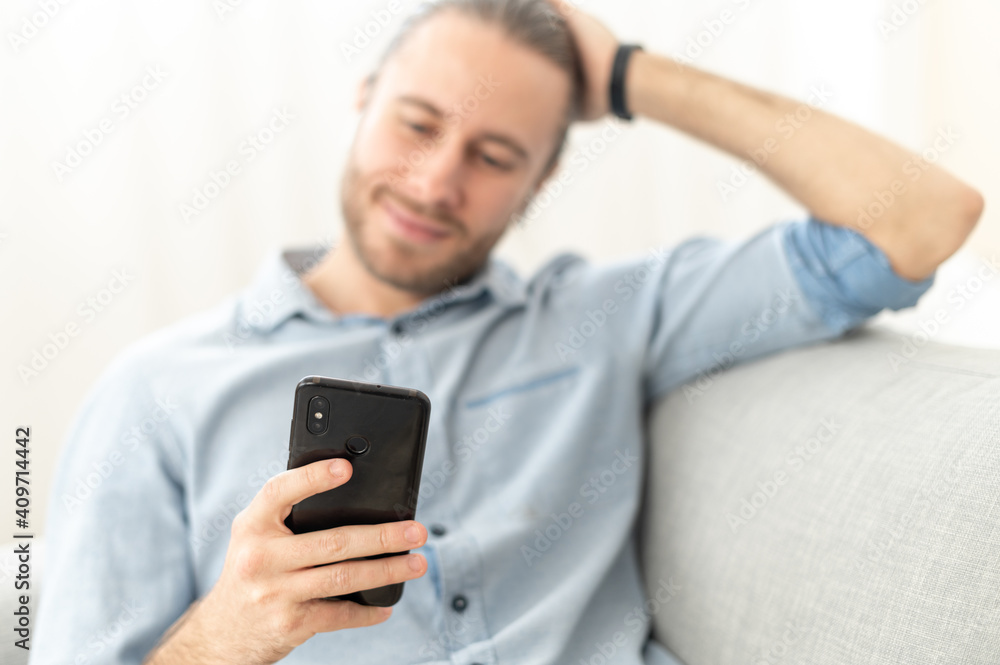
left=244, top=458, right=353, bottom=528
left=276, top=521, right=427, bottom=571
left=303, top=598, right=394, bottom=634
left=289, top=552, right=427, bottom=602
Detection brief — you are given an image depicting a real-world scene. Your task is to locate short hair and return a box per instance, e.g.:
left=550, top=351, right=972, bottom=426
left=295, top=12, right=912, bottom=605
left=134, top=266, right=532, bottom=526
left=373, top=0, right=585, bottom=178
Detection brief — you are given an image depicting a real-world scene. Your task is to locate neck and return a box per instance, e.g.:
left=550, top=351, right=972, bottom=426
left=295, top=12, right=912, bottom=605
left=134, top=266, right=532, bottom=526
left=302, top=239, right=427, bottom=320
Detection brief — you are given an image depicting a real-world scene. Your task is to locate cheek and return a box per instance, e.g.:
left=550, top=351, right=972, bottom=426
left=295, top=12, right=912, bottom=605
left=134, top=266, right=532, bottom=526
left=353, top=114, right=408, bottom=176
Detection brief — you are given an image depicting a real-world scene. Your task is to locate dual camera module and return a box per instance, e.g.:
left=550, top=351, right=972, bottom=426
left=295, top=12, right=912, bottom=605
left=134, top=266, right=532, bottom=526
left=306, top=395, right=369, bottom=455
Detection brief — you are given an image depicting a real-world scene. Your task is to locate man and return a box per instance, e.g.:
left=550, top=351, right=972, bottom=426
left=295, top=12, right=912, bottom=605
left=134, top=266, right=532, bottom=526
left=34, top=1, right=984, bottom=663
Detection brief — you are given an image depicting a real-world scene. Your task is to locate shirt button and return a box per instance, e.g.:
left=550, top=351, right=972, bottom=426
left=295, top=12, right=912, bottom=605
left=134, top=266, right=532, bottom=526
left=451, top=594, right=468, bottom=612
left=430, top=524, right=447, bottom=536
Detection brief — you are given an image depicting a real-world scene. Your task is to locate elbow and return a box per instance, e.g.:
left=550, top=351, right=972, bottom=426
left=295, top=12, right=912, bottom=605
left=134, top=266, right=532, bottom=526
left=937, top=184, right=984, bottom=255
left=960, top=186, right=986, bottom=230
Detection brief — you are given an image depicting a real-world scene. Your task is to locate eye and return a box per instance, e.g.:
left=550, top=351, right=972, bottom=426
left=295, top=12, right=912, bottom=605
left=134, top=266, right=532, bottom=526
left=479, top=151, right=513, bottom=171
left=406, top=121, right=431, bottom=134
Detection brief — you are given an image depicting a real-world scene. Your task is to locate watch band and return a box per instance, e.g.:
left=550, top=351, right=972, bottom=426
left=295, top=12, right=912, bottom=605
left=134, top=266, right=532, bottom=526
left=610, top=43, right=643, bottom=121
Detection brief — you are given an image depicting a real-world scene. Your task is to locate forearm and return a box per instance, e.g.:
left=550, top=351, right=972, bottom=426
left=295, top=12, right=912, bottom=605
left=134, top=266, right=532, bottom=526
left=626, top=51, right=985, bottom=280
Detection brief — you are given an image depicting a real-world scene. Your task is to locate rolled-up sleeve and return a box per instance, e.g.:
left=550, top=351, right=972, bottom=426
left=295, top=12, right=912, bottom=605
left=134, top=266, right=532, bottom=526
left=32, top=349, right=194, bottom=665
left=781, top=215, right=935, bottom=334
left=619, top=217, right=934, bottom=403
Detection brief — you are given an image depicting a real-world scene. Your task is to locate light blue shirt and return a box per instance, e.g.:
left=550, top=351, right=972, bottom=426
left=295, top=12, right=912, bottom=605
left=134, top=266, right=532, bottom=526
left=33, top=217, right=932, bottom=665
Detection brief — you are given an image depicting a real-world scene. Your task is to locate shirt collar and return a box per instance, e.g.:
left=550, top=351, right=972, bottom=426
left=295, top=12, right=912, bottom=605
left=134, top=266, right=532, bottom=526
left=240, top=245, right=528, bottom=335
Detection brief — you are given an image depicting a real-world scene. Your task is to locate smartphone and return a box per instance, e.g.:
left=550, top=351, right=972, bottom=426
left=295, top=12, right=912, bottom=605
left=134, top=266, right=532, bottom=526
left=284, top=375, right=431, bottom=607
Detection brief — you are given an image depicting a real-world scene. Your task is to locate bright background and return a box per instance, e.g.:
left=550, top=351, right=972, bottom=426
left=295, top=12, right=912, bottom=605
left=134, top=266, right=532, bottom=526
left=1, top=0, right=997, bottom=537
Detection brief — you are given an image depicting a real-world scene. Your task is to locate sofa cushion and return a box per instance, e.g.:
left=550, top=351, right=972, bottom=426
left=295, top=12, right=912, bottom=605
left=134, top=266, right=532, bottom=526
left=640, top=325, right=1000, bottom=664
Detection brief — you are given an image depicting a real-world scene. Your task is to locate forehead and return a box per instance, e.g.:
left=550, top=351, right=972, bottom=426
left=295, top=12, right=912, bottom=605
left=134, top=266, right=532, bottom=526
left=377, top=11, right=571, bottom=156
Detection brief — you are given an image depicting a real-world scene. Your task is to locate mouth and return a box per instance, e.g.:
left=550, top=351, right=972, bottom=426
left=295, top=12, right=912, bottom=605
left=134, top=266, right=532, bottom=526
left=379, top=195, right=454, bottom=244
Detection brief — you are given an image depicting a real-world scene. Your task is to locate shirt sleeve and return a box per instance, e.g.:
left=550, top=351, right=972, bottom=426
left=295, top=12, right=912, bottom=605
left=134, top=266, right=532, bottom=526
left=627, top=216, right=934, bottom=403
left=781, top=214, right=935, bottom=334
left=31, top=349, right=194, bottom=665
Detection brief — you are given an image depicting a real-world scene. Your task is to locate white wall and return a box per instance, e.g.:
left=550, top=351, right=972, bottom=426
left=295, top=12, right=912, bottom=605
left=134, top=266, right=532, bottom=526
left=1, top=0, right=997, bottom=535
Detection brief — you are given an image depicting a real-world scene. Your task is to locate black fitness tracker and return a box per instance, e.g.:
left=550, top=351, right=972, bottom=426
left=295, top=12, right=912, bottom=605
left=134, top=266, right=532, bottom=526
left=610, top=43, right=643, bottom=121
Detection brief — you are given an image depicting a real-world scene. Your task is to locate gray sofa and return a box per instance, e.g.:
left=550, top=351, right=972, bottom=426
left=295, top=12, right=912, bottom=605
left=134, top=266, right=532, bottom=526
left=639, top=324, right=1000, bottom=664
left=8, top=324, right=998, bottom=663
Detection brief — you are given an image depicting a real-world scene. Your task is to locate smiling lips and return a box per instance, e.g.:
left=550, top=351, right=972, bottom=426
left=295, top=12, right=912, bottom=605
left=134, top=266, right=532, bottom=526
left=380, top=195, right=454, bottom=244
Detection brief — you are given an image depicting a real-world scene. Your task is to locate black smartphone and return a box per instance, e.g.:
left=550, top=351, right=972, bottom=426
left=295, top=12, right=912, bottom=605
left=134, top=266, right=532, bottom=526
left=284, top=375, right=431, bottom=607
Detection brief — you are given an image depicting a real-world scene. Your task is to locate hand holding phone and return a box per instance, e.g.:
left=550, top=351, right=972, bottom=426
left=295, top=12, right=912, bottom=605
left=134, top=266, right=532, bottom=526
left=284, top=376, right=432, bottom=607
left=145, top=458, right=428, bottom=665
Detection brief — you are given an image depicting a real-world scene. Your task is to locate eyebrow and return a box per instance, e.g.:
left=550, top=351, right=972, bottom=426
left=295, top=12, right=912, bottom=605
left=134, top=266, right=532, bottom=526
left=397, top=95, right=530, bottom=161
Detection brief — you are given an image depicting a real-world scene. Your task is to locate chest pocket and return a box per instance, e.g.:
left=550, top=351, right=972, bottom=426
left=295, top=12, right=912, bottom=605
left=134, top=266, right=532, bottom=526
left=462, top=365, right=582, bottom=410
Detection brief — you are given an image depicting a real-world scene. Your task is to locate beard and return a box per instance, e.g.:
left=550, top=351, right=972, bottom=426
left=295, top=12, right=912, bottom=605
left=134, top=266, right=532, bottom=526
left=339, top=151, right=511, bottom=298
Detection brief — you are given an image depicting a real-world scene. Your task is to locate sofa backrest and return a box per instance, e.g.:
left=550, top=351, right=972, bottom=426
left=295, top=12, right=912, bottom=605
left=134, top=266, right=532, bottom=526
left=640, top=325, right=1000, bottom=664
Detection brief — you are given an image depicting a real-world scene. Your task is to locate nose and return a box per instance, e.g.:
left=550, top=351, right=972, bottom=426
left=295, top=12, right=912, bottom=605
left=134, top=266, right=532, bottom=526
left=405, top=134, right=466, bottom=212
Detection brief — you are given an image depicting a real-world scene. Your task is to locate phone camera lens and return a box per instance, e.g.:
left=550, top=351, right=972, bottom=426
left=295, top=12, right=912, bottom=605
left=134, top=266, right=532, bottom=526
left=306, top=396, right=330, bottom=435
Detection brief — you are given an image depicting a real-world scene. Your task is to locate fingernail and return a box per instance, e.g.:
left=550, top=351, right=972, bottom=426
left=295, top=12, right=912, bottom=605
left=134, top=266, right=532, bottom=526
left=329, top=459, right=344, bottom=477
left=405, top=525, right=422, bottom=543
left=408, top=554, right=423, bottom=571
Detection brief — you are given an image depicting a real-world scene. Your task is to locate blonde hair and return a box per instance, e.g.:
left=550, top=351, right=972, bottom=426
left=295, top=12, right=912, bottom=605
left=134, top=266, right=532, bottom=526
left=375, top=0, right=585, bottom=175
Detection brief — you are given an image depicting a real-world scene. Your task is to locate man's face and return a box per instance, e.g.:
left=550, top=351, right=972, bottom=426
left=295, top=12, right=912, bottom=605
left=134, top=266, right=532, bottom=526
left=340, top=10, right=571, bottom=296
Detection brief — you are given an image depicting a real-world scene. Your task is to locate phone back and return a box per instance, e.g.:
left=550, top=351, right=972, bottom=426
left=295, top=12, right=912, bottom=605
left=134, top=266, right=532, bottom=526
left=285, top=376, right=431, bottom=606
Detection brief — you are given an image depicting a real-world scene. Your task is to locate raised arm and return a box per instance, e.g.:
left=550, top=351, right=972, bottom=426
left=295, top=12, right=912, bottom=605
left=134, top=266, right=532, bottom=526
left=556, top=1, right=985, bottom=281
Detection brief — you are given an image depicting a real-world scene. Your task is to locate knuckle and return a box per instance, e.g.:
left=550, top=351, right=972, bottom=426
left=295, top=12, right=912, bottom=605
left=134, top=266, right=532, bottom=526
left=273, top=608, right=308, bottom=637
left=320, top=529, right=349, bottom=560
left=261, top=474, right=284, bottom=504
left=341, top=600, right=384, bottom=628
left=330, top=562, right=355, bottom=593
left=246, top=582, right=276, bottom=608
left=233, top=547, right=267, bottom=580
left=302, top=463, right=322, bottom=490
left=381, top=557, right=400, bottom=582
left=377, top=525, right=395, bottom=552
left=230, top=509, right=249, bottom=535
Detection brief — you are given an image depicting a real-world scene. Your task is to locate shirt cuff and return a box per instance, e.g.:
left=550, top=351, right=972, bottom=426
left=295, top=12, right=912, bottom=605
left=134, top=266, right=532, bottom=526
left=780, top=215, right=936, bottom=334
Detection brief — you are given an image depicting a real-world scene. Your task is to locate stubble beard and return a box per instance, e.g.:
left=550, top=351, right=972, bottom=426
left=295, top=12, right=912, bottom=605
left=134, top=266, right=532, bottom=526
left=338, top=154, right=510, bottom=298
